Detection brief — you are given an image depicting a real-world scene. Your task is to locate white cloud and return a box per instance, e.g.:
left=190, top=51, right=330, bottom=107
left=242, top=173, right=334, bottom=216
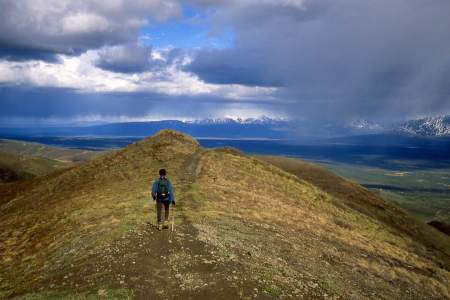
left=0, top=0, right=182, bottom=54
left=0, top=48, right=276, bottom=101
left=61, top=13, right=111, bottom=34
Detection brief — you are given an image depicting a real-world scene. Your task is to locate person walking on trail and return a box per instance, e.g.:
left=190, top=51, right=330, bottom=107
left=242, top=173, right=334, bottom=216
left=152, top=168, right=175, bottom=230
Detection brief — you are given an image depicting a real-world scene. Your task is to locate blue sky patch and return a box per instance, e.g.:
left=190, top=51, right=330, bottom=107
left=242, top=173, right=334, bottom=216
left=140, top=5, right=234, bottom=49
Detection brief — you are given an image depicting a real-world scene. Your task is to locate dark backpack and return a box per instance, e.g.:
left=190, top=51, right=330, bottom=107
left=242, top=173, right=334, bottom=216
left=156, top=178, right=170, bottom=201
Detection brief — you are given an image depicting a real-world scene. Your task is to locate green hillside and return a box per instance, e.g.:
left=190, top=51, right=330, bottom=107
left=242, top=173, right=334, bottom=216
left=256, top=156, right=450, bottom=251
left=0, top=151, right=71, bottom=183
left=0, top=130, right=449, bottom=299
left=0, top=139, right=99, bottom=163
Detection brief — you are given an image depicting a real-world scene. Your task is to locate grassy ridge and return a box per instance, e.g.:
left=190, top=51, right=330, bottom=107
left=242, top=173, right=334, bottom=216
left=1, top=131, right=449, bottom=299
left=189, top=150, right=450, bottom=298
left=0, top=131, right=200, bottom=298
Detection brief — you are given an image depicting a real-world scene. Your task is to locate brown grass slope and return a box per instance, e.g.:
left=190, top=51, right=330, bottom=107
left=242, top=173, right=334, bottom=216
left=0, top=130, right=449, bottom=299
left=0, top=151, right=71, bottom=183
left=0, top=139, right=99, bottom=163
left=257, top=156, right=450, bottom=260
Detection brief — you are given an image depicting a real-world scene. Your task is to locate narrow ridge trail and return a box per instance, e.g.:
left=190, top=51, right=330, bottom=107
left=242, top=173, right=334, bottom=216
left=89, top=149, right=267, bottom=299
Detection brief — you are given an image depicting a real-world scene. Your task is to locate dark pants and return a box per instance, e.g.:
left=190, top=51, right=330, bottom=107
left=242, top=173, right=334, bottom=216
left=156, top=200, right=170, bottom=225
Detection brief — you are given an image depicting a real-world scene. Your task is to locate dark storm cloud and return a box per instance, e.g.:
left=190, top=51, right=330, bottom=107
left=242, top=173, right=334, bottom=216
left=0, top=46, right=60, bottom=62
left=186, top=0, right=450, bottom=121
left=0, top=0, right=181, bottom=60
left=0, top=85, right=275, bottom=123
left=185, top=49, right=285, bottom=87
left=0, top=86, right=120, bottom=118
left=95, top=44, right=154, bottom=74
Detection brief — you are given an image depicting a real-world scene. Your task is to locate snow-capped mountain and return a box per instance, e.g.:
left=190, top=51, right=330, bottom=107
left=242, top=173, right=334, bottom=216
left=398, top=115, right=450, bottom=137
left=189, top=116, right=289, bottom=125
left=341, top=116, right=450, bottom=137
left=347, top=119, right=383, bottom=131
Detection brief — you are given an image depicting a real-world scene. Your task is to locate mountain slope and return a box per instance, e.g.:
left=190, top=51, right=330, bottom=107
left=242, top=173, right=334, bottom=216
left=256, top=156, right=450, bottom=260
left=0, top=139, right=99, bottom=163
left=1, top=130, right=449, bottom=299
left=0, top=151, right=70, bottom=183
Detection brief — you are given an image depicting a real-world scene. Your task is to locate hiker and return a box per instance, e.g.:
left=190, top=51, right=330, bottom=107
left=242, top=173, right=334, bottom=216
left=151, top=168, right=175, bottom=230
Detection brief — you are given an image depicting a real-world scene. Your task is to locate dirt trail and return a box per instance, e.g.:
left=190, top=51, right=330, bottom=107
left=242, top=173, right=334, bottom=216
left=86, top=149, right=270, bottom=299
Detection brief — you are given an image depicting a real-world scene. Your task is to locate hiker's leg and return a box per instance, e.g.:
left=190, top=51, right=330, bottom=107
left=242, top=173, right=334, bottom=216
left=156, top=200, right=163, bottom=225
left=164, top=202, right=170, bottom=222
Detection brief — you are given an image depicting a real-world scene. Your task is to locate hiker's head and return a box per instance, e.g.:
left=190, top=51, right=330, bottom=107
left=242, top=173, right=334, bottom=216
left=159, top=169, right=167, bottom=177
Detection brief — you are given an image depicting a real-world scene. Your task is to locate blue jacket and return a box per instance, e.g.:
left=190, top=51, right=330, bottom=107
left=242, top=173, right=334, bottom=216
left=152, top=176, right=175, bottom=203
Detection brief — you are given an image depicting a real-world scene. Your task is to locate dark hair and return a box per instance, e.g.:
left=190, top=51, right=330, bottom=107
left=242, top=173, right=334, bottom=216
left=159, top=169, right=167, bottom=176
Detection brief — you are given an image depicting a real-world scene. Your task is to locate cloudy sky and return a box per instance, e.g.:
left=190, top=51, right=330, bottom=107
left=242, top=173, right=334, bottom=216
left=1, top=0, right=449, bottom=126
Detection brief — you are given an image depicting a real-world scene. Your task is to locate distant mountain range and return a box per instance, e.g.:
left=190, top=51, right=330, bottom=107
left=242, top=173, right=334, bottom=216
left=0, top=115, right=449, bottom=138
left=397, top=115, right=450, bottom=137
left=327, top=116, right=450, bottom=137
left=0, top=117, right=291, bottom=139
left=189, top=116, right=288, bottom=125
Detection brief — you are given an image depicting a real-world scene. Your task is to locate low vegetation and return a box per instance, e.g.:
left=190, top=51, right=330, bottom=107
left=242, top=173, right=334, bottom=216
left=0, top=139, right=100, bottom=163
left=0, top=151, right=70, bottom=183
left=0, top=130, right=449, bottom=299
left=257, top=156, right=450, bottom=258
